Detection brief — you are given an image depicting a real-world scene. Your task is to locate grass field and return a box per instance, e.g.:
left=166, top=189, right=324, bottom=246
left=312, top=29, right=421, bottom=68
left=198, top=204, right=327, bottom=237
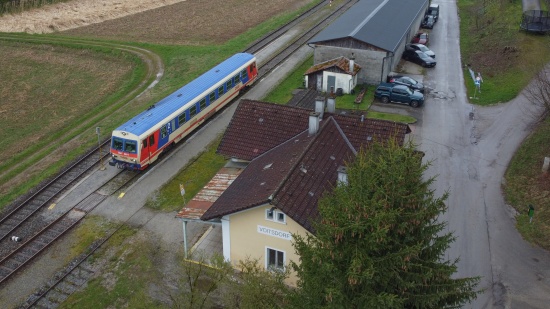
left=458, top=0, right=550, bottom=249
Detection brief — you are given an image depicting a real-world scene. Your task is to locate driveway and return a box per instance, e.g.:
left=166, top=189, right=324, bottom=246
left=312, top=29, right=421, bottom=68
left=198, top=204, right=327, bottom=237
left=414, top=1, right=550, bottom=308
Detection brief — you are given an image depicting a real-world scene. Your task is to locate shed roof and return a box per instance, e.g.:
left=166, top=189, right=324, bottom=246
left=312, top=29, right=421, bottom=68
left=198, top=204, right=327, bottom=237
left=304, top=56, right=362, bottom=76
left=308, top=0, right=428, bottom=52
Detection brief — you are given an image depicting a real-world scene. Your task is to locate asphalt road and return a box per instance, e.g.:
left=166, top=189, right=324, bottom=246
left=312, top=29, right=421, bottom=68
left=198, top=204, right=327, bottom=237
left=412, top=1, right=550, bottom=308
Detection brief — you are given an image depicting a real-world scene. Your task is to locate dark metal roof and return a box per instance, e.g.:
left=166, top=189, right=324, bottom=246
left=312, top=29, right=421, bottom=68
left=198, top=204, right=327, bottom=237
left=308, top=0, right=428, bottom=52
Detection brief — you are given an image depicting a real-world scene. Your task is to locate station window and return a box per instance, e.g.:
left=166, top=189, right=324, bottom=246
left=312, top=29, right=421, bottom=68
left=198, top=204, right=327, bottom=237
left=178, top=112, right=186, bottom=125
left=218, top=85, right=224, bottom=96
left=266, top=208, right=286, bottom=224
left=233, top=74, right=240, bottom=85
left=266, top=208, right=274, bottom=220
left=209, top=91, right=216, bottom=102
left=226, top=80, right=232, bottom=89
left=266, top=248, right=285, bottom=271
left=125, top=140, right=137, bottom=153
left=112, top=137, right=124, bottom=151
left=161, top=126, right=167, bottom=139
left=189, top=105, right=197, bottom=118
left=199, top=98, right=207, bottom=110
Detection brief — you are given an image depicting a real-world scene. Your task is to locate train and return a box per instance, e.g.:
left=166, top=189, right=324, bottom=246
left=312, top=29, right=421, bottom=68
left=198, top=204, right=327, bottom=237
left=109, top=53, right=258, bottom=170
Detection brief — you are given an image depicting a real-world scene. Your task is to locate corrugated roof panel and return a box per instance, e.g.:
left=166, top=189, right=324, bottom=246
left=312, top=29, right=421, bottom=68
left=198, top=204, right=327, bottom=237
left=309, top=0, right=428, bottom=52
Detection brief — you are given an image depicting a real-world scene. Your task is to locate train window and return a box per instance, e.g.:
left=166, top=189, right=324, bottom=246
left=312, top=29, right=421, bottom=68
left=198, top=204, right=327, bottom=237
left=226, top=80, right=232, bottom=89
left=113, top=137, right=124, bottom=151
left=142, top=139, right=148, bottom=148
left=149, top=135, right=155, bottom=145
left=189, top=105, right=197, bottom=118
left=233, top=74, right=240, bottom=84
left=240, top=68, right=247, bottom=79
left=209, top=91, right=215, bottom=102
left=161, top=126, right=167, bottom=138
left=125, top=140, right=137, bottom=153
left=178, top=112, right=186, bottom=125
left=199, top=98, right=207, bottom=110
left=218, top=85, right=224, bottom=96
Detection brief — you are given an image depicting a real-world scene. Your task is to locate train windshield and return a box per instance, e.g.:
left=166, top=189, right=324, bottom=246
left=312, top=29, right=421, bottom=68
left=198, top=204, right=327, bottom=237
left=112, top=137, right=137, bottom=153
left=112, top=137, right=124, bottom=151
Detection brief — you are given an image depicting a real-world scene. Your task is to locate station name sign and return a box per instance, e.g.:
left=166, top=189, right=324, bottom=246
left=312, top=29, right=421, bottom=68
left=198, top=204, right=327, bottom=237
left=257, top=225, right=292, bottom=241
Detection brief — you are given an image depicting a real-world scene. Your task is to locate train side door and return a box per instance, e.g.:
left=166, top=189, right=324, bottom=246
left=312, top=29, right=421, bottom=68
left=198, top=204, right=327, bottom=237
left=141, top=138, right=150, bottom=164
left=248, top=62, right=257, bottom=79
left=144, top=133, right=158, bottom=164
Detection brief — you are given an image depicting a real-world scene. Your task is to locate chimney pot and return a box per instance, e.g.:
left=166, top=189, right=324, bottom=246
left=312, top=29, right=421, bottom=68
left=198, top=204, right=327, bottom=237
left=327, top=96, right=336, bottom=113
left=308, top=112, right=320, bottom=136
left=315, top=96, right=325, bottom=118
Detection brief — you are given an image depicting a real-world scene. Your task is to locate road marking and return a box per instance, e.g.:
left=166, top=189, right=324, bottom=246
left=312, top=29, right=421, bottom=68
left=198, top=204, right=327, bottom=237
left=48, top=203, right=56, bottom=210
left=118, top=192, right=125, bottom=199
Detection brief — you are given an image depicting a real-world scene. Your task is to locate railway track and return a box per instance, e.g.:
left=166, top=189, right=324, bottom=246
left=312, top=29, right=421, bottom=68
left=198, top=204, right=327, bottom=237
left=0, top=141, right=111, bottom=253
left=2, top=0, right=357, bottom=304
left=0, top=168, right=139, bottom=286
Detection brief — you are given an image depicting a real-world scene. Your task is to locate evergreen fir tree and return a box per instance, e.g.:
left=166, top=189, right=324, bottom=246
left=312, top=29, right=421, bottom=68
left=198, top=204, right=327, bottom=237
left=290, top=140, right=480, bottom=308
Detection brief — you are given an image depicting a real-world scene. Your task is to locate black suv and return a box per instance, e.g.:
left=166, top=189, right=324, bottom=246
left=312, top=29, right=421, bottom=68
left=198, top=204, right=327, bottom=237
left=387, top=75, right=425, bottom=93
left=402, top=49, right=436, bottom=68
left=374, top=83, right=424, bottom=107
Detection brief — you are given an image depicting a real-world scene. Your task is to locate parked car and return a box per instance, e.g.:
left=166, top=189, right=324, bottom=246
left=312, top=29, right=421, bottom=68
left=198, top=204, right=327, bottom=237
left=427, top=3, right=439, bottom=22
left=421, top=15, right=435, bottom=29
left=374, top=83, right=424, bottom=107
left=406, top=43, right=435, bottom=58
left=411, top=32, right=429, bottom=45
left=387, top=75, right=425, bottom=93
left=402, top=49, right=436, bottom=68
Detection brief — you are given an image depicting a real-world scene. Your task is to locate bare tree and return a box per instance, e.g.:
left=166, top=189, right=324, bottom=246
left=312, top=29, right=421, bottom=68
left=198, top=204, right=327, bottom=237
left=524, top=64, right=550, bottom=120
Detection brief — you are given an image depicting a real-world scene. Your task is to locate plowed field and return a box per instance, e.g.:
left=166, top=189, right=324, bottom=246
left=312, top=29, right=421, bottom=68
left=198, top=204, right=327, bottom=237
left=0, top=0, right=311, bottom=45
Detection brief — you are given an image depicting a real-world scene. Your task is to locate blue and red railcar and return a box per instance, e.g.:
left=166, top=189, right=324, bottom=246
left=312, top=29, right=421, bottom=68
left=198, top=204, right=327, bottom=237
left=109, top=53, right=258, bottom=170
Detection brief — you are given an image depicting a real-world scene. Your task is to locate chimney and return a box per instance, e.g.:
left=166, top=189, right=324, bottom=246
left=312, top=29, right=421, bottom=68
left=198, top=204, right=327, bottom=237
left=349, top=53, right=355, bottom=73
left=337, top=166, right=348, bottom=186
left=327, top=96, right=336, bottom=113
left=315, top=96, right=325, bottom=118
left=308, top=112, right=320, bottom=136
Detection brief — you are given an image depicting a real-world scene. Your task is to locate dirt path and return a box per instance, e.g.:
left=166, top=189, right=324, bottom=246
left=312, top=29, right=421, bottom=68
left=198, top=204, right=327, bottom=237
left=0, top=0, right=187, bottom=33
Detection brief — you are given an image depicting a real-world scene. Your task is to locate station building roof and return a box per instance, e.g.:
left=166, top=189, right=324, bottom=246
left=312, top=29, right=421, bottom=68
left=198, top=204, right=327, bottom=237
left=308, top=0, right=428, bottom=52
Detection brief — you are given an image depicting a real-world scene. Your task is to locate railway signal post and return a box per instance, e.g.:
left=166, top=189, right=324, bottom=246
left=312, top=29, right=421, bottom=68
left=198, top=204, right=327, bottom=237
left=96, top=127, right=106, bottom=171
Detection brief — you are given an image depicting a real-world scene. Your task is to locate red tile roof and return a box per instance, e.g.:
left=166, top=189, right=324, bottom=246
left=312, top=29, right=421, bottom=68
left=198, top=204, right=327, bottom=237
left=203, top=100, right=411, bottom=232
left=217, top=100, right=410, bottom=161
left=202, top=118, right=356, bottom=233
